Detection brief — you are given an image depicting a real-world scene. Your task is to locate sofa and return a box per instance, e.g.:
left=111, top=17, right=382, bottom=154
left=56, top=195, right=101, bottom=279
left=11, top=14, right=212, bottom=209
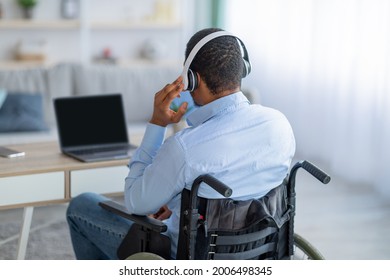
left=0, top=62, right=182, bottom=146
left=0, top=61, right=261, bottom=147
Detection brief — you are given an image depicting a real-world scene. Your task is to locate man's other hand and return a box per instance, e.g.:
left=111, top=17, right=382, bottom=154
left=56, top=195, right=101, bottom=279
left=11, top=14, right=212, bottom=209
left=150, top=205, right=172, bottom=220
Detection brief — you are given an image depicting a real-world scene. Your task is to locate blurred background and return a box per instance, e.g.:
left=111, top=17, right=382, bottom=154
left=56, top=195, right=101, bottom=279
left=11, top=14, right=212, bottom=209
left=0, top=0, right=389, bottom=259
left=2, top=0, right=387, bottom=198
left=224, top=0, right=390, bottom=201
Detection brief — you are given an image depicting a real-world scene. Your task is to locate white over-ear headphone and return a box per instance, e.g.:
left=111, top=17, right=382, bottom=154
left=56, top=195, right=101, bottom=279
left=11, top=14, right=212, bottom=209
left=181, top=31, right=251, bottom=92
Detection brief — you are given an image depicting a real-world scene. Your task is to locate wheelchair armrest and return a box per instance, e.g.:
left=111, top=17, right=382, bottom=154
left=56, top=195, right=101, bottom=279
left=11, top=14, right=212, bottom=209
left=99, top=200, right=167, bottom=233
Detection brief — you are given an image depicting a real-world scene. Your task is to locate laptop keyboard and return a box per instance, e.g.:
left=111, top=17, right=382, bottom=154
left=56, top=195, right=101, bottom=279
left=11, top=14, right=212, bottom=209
left=71, top=146, right=130, bottom=156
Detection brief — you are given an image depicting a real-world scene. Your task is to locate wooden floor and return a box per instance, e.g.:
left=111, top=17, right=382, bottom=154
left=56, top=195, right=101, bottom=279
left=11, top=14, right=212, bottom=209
left=294, top=162, right=390, bottom=260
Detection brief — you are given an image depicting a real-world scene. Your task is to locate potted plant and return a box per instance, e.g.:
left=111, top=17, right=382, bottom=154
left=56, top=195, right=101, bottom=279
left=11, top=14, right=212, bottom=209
left=17, top=0, right=38, bottom=19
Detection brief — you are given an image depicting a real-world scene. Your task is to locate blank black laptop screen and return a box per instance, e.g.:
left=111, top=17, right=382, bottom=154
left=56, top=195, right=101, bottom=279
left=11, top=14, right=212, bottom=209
left=54, top=94, right=128, bottom=148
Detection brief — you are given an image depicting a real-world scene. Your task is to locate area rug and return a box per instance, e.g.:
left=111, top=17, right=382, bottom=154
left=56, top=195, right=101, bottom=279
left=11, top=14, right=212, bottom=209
left=0, top=218, right=75, bottom=260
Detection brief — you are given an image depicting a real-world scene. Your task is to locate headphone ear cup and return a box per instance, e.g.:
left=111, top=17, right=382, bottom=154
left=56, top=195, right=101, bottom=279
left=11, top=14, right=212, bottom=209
left=242, top=59, right=251, bottom=78
left=187, top=69, right=198, bottom=92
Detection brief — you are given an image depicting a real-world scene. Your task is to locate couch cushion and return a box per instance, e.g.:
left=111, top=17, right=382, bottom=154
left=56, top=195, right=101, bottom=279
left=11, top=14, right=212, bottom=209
left=0, top=92, right=48, bottom=132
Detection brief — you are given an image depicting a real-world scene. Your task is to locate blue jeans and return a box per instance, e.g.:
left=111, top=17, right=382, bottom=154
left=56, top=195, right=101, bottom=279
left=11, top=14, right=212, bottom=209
left=66, top=192, right=133, bottom=259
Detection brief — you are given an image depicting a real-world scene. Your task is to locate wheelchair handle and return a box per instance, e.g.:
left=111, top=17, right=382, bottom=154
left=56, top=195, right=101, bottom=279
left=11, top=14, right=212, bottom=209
left=192, top=174, right=233, bottom=198
left=301, top=160, right=331, bottom=184
left=287, top=160, right=330, bottom=195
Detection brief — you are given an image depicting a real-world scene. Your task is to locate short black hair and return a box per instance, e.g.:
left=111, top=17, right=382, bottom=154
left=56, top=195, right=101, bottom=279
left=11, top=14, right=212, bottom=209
left=185, top=28, right=244, bottom=95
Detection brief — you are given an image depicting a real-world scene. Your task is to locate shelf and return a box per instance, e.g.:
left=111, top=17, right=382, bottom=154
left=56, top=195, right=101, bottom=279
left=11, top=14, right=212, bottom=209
left=0, top=19, right=182, bottom=30
left=0, top=60, right=55, bottom=70
left=89, top=20, right=182, bottom=30
left=0, top=59, right=183, bottom=70
left=0, top=20, right=80, bottom=30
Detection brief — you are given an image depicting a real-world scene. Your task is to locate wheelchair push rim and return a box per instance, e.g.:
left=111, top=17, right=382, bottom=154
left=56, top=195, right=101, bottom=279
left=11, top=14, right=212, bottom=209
left=293, top=233, right=325, bottom=260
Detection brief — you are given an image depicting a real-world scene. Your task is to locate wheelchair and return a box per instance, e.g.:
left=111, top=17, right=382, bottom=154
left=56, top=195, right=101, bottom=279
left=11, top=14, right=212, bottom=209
left=99, top=160, right=330, bottom=260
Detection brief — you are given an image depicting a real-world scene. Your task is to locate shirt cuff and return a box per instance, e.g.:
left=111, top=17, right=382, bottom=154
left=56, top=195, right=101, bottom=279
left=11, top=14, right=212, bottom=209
left=139, top=123, right=167, bottom=152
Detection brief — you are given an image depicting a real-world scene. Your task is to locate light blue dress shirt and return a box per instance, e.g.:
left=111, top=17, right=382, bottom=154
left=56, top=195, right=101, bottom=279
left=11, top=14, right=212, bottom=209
left=124, top=91, right=295, bottom=257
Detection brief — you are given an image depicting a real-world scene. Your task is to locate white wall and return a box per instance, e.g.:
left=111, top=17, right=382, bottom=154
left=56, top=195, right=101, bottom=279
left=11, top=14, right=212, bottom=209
left=225, top=0, right=390, bottom=198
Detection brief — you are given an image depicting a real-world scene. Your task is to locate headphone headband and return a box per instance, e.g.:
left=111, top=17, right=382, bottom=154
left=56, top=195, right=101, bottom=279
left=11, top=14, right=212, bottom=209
left=183, top=31, right=233, bottom=72
left=181, top=31, right=251, bottom=91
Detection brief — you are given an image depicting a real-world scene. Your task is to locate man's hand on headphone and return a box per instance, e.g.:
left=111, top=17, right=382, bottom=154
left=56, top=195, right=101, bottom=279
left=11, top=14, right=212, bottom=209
left=150, top=76, right=188, bottom=127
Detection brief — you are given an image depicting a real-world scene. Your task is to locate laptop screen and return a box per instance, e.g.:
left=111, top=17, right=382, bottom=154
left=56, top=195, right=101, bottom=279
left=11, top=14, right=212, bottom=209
left=54, top=94, right=129, bottom=148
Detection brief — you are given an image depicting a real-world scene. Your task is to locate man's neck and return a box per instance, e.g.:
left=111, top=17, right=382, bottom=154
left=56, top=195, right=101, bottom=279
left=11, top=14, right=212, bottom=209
left=205, top=87, right=240, bottom=104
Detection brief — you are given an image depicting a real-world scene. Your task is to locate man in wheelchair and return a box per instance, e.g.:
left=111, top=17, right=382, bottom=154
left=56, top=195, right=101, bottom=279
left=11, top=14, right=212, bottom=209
left=66, top=27, right=296, bottom=260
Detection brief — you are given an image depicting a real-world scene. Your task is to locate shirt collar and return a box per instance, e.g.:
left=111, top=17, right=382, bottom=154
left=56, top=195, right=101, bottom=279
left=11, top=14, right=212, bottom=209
left=186, top=91, right=250, bottom=127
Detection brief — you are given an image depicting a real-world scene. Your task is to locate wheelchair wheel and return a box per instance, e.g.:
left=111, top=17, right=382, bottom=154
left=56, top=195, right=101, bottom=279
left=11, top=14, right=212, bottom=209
left=293, top=233, right=325, bottom=260
left=126, top=252, right=165, bottom=260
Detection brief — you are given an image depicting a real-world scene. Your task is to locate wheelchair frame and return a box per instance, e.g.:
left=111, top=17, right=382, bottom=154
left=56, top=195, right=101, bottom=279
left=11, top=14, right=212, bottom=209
left=287, top=160, right=330, bottom=259
left=99, top=160, right=330, bottom=260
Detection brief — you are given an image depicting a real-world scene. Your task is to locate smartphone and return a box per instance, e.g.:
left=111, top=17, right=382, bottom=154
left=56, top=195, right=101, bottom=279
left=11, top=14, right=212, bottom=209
left=0, top=146, right=26, bottom=158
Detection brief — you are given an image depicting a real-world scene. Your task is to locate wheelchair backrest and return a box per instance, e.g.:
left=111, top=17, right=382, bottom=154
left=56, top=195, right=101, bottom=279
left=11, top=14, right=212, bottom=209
left=177, top=182, right=292, bottom=260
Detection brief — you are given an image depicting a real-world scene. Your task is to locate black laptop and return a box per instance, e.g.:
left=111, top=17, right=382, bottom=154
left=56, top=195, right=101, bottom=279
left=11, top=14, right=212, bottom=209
left=54, top=94, right=138, bottom=162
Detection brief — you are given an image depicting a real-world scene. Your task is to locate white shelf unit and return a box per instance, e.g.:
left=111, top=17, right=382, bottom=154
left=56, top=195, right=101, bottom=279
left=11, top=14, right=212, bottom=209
left=0, top=0, right=186, bottom=66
